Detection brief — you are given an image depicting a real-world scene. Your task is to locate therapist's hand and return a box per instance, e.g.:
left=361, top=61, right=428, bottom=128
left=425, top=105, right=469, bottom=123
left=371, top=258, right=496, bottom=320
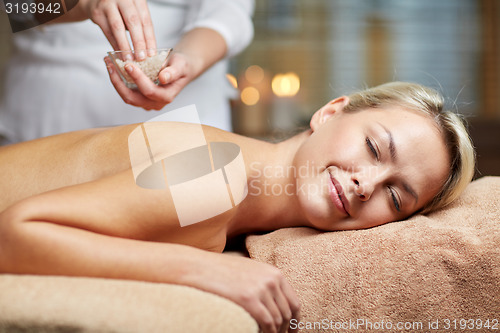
left=104, top=27, right=227, bottom=111
left=84, top=0, right=156, bottom=58
left=104, top=51, right=197, bottom=111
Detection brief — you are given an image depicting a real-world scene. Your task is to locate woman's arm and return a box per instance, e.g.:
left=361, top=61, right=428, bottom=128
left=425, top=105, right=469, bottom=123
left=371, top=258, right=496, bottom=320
left=0, top=169, right=300, bottom=333
left=0, top=211, right=299, bottom=333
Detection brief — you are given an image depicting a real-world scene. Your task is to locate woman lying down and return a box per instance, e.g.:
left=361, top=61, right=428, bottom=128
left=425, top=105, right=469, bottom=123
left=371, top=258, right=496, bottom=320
left=0, top=82, right=474, bottom=333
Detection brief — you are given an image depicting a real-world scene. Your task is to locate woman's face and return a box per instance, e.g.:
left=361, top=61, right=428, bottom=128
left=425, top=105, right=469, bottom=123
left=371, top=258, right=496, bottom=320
left=293, top=97, right=450, bottom=231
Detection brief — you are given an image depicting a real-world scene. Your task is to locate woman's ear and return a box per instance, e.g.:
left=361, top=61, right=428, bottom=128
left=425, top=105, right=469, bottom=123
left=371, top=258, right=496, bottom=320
left=310, top=96, right=350, bottom=131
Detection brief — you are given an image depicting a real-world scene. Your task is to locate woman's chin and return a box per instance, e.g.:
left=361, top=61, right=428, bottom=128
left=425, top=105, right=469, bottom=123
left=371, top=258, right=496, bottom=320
left=299, top=198, right=344, bottom=231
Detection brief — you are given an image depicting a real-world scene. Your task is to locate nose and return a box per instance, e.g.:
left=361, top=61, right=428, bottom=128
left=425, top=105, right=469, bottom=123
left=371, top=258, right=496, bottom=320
left=352, top=178, right=373, bottom=201
left=351, top=166, right=386, bottom=201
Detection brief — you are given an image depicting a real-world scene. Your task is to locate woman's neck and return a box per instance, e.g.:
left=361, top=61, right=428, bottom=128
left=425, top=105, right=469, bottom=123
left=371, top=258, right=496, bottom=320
left=227, top=130, right=314, bottom=237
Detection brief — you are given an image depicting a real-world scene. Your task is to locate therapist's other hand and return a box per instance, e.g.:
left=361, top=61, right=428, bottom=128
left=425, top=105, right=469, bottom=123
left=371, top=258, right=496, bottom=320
left=104, top=52, right=199, bottom=111
left=85, top=0, right=156, bottom=59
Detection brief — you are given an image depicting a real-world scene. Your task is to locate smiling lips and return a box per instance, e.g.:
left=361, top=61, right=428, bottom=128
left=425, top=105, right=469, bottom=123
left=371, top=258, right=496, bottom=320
left=328, top=174, right=350, bottom=216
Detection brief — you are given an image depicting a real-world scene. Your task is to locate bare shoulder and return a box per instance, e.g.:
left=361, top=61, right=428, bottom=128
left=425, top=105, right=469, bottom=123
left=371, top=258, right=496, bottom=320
left=0, top=121, right=219, bottom=197
left=127, top=121, right=269, bottom=173
left=0, top=121, right=268, bottom=227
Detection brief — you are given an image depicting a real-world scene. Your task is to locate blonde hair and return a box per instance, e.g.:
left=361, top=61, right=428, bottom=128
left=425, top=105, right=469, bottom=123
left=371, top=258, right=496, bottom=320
left=344, top=81, right=475, bottom=214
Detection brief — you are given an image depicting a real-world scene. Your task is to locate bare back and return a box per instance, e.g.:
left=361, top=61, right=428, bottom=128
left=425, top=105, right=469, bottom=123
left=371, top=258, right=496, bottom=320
left=0, top=126, right=134, bottom=211
left=0, top=123, right=256, bottom=252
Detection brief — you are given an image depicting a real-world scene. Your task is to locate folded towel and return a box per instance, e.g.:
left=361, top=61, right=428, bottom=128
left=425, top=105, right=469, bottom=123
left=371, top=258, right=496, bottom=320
left=0, top=275, right=258, bottom=333
left=247, top=177, right=500, bottom=332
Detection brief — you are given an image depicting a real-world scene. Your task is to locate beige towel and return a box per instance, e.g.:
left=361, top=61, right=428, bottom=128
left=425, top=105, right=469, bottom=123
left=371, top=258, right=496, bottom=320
left=247, top=177, right=500, bottom=332
left=0, top=275, right=258, bottom=333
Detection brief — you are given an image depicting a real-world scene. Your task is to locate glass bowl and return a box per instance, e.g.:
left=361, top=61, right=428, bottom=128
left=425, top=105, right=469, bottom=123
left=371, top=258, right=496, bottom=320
left=107, top=48, right=173, bottom=89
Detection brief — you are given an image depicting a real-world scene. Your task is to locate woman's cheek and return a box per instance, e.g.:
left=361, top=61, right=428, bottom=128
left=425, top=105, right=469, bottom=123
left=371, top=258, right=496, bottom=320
left=359, top=203, right=395, bottom=228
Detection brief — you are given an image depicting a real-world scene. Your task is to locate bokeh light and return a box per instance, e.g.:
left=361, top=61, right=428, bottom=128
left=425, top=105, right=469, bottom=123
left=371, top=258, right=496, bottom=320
left=241, top=86, right=260, bottom=105
left=245, top=65, right=265, bottom=84
left=271, top=72, right=300, bottom=97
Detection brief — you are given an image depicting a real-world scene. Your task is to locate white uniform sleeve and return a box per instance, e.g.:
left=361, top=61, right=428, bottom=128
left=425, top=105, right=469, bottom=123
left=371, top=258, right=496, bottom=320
left=183, top=0, right=255, bottom=58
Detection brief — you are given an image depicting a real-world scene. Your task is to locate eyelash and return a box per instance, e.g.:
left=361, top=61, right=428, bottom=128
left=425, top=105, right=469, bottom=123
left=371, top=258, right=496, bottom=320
left=366, top=137, right=379, bottom=160
left=366, top=137, right=401, bottom=212
left=389, top=187, right=401, bottom=212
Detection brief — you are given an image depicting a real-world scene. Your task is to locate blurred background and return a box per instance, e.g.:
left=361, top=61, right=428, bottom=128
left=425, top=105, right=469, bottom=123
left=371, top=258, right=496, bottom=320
left=0, top=0, right=499, bottom=177
left=228, top=0, right=500, bottom=177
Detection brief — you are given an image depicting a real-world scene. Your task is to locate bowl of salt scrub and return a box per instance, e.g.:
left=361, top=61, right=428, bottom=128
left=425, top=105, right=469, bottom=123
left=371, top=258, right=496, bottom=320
left=108, top=48, right=173, bottom=89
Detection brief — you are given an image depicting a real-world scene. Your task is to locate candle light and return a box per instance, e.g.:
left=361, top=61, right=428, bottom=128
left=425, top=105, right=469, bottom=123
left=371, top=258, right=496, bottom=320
left=271, top=72, right=301, bottom=131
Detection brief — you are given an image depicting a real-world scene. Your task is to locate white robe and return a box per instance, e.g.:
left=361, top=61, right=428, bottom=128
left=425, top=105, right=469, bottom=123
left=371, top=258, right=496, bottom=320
left=0, top=0, right=254, bottom=143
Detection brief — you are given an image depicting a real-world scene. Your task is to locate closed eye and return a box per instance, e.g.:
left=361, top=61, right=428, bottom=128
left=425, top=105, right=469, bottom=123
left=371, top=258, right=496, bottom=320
left=389, top=187, right=401, bottom=212
left=366, top=137, right=379, bottom=160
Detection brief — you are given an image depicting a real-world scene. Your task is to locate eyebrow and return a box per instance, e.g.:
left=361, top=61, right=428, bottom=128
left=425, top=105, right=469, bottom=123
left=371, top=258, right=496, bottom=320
left=383, top=124, right=397, bottom=161
left=377, top=122, right=419, bottom=204
left=403, top=182, right=419, bottom=204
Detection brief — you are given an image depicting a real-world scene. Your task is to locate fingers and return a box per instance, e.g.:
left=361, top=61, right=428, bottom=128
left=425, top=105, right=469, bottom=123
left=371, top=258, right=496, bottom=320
left=117, top=1, right=145, bottom=58
left=104, top=57, right=135, bottom=98
left=124, top=61, right=190, bottom=110
left=244, top=269, right=301, bottom=333
left=271, top=286, right=293, bottom=333
left=272, top=279, right=300, bottom=333
left=90, top=2, right=122, bottom=51
left=90, top=0, right=131, bottom=52
left=158, top=52, right=189, bottom=85
left=250, top=301, right=280, bottom=333
left=280, top=280, right=301, bottom=332
left=118, top=0, right=156, bottom=59
left=124, top=63, right=171, bottom=105
left=133, top=0, right=156, bottom=54
left=104, top=57, right=160, bottom=110
left=183, top=254, right=300, bottom=333
left=261, top=292, right=285, bottom=333
left=90, top=0, right=156, bottom=56
left=103, top=52, right=189, bottom=110
left=106, top=3, right=131, bottom=52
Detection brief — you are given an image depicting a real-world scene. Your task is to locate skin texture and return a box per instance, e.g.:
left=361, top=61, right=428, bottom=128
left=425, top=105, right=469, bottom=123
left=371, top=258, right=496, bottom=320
left=0, top=99, right=450, bottom=333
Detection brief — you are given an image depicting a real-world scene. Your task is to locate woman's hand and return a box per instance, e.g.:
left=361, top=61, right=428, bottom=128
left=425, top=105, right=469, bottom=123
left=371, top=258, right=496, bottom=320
left=181, top=253, right=301, bottom=333
left=104, top=52, right=199, bottom=111
left=84, top=0, right=156, bottom=58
